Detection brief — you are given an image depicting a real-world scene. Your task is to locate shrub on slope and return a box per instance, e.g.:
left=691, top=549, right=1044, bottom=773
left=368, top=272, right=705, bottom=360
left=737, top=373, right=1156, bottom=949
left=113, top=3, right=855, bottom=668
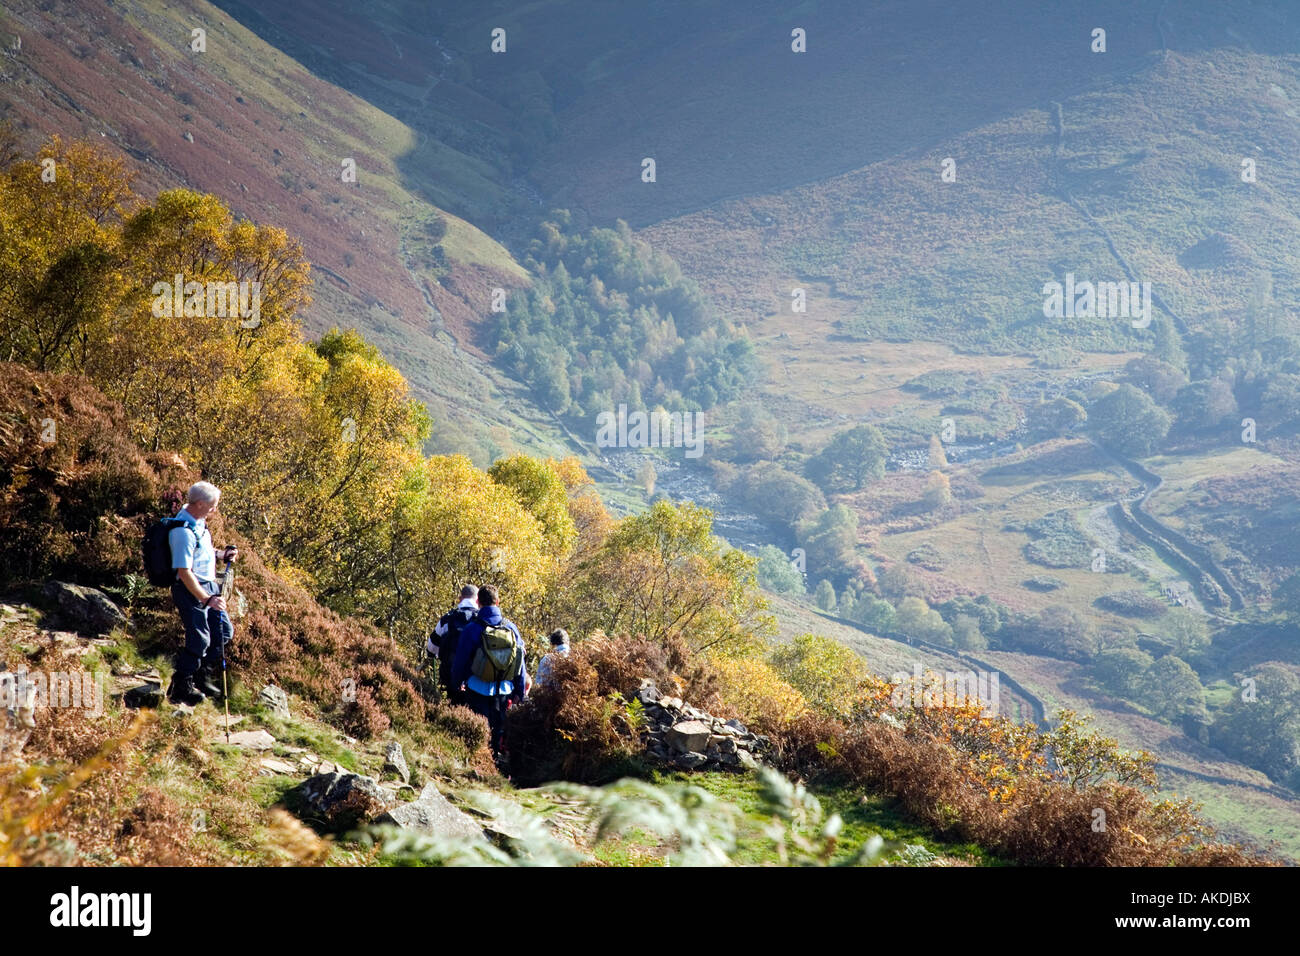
left=0, top=362, right=427, bottom=738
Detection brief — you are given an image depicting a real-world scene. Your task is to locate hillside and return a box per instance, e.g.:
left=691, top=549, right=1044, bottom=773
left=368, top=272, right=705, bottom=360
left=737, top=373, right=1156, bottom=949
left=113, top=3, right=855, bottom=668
left=642, top=49, right=1300, bottom=339
left=0, top=0, right=570, bottom=465
left=616, top=4, right=1300, bottom=853
left=2, top=0, right=1299, bottom=877
left=7, top=360, right=1269, bottom=868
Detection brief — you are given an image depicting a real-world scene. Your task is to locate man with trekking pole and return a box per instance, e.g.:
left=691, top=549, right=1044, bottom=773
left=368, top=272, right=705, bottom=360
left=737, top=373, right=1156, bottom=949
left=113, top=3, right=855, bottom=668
left=163, top=481, right=238, bottom=707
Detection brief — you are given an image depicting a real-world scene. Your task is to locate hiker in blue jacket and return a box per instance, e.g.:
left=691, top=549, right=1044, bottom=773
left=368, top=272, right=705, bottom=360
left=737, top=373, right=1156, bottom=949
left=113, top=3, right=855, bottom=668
left=451, top=584, right=528, bottom=756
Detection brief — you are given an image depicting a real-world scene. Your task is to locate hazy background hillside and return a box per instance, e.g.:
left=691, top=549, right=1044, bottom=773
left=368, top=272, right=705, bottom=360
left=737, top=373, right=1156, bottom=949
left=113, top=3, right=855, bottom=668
left=3, top=0, right=1299, bottom=858
left=0, top=0, right=567, bottom=466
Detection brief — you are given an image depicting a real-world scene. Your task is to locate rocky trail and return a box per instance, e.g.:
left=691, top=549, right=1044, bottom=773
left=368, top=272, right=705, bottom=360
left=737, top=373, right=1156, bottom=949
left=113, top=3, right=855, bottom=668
left=0, top=587, right=785, bottom=862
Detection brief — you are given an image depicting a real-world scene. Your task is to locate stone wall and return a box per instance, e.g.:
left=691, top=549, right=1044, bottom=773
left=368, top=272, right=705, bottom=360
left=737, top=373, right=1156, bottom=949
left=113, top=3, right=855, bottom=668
left=636, top=679, right=770, bottom=772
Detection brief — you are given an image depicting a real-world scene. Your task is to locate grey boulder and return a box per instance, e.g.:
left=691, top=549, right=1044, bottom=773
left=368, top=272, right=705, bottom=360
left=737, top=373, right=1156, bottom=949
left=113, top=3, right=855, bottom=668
left=376, top=782, right=484, bottom=842
left=665, top=719, right=712, bottom=754
left=674, top=751, right=709, bottom=770
left=259, top=684, right=291, bottom=720
left=384, top=741, right=410, bottom=784
left=291, top=770, right=394, bottom=832
left=38, top=581, right=126, bottom=636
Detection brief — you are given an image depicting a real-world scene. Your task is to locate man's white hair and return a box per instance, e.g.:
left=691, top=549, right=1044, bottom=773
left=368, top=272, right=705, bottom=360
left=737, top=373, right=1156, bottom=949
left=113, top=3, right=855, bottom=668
left=187, top=481, right=221, bottom=505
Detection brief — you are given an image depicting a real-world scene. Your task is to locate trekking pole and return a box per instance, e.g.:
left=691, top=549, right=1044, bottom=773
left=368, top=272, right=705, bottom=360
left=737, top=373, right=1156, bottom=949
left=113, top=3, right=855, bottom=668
left=218, top=556, right=234, bottom=744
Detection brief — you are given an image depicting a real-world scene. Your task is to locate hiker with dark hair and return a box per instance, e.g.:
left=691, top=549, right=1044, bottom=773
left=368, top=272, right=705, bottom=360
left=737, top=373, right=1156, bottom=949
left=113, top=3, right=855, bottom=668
left=427, top=584, right=477, bottom=704
left=165, top=481, right=238, bottom=707
left=451, top=583, right=527, bottom=756
left=533, top=628, right=570, bottom=691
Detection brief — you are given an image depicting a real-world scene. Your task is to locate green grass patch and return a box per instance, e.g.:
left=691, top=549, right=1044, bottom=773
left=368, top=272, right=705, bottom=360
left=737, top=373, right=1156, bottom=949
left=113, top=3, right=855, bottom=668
left=649, top=770, right=998, bottom=866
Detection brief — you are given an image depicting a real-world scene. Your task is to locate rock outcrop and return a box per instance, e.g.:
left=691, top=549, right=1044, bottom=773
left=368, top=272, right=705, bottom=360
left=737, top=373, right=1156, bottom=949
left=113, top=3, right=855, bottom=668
left=376, top=782, right=484, bottom=841
left=383, top=741, right=410, bottom=784
left=259, top=684, right=290, bottom=719
left=290, top=770, right=394, bottom=832
left=37, top=582, right=127, bottom=636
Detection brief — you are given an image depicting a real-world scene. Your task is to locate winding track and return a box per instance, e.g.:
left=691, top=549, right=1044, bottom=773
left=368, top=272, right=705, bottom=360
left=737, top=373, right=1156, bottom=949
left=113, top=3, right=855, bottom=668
left=1089, top=440, right=1245, bottom=615
left=1049, top=80, right=1245, bottom=614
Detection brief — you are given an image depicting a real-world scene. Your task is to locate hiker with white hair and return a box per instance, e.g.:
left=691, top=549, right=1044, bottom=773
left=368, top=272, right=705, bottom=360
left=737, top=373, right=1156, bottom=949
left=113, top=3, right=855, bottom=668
left=164, top=481, right=238, bottom=706
left=427, top=584, right=478, bottom=705
left=533, top=628, right=570, bottom=691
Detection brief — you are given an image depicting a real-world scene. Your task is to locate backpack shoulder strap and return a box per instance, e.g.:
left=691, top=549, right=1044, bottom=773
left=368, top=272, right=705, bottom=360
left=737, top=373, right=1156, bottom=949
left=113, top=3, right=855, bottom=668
left=163, top=518, right=198, bottom=542
left=167, top=519, right=201, bottom=572
left=479, top=628, right=502, bottom=692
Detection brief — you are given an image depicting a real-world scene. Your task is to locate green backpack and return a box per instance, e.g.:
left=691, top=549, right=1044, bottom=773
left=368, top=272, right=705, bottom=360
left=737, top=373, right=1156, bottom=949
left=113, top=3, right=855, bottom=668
left=471, top=624, right=522, bottom=685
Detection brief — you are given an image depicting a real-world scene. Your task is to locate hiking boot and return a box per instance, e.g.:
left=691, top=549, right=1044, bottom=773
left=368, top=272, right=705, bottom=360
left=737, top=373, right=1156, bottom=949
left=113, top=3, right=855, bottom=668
left=166, top=674, right=205, bottom=707
left=195, top=666, right=224, bottom=700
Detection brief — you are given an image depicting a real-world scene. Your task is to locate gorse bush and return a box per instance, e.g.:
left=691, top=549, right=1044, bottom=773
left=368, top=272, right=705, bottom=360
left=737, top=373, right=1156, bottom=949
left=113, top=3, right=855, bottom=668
left=709, top=656, right=808, bottom=732
left=766, top=703, right=1269, bottom=867
left=574, top=500, right=774, bottom=655
left=768, top=634, right=889, bottom=722
left=432, top=704, right=490, bottom=753
left=0, top=364, right=163, bottom=588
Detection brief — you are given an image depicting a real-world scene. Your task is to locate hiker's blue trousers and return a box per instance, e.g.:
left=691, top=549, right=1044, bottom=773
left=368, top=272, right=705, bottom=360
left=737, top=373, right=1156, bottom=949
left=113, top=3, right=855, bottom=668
left=171, top=580, right=232, bottom=677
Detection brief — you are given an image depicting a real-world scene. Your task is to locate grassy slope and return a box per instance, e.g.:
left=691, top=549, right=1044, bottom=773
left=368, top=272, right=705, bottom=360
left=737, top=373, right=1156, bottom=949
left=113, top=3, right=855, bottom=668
left=639, top=44, right=1300, bottom=342
left=516, top=0, right=1158, bottom=227
left=3, top=600, right=1009, bottom=867
left=0, top=602, right=489, bottom=865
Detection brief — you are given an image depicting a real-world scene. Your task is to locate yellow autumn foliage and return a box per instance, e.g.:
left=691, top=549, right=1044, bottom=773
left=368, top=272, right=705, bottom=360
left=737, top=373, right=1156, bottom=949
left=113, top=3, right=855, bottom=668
left=710, top=656, right=808, bottom=729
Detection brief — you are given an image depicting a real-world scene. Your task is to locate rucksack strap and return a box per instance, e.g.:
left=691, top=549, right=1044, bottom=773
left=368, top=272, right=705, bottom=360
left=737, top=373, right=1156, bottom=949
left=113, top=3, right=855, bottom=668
left=163, top=518, right=200, bottom=579
left=444, top=606, right=474, bottom=628
left=480, top=631, right=502, bottom=688
left=182, top=523, right=200, bottom=575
